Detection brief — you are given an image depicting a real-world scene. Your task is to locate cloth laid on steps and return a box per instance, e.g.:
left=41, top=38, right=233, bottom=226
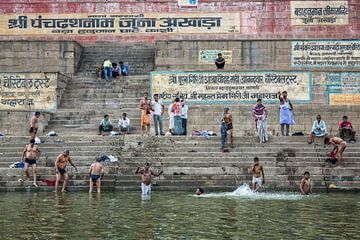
left=47, top=131, right=57, bottom=136
left=192, top=130, right=217, bottom=139
left=9, top=162, right=24, bottom=168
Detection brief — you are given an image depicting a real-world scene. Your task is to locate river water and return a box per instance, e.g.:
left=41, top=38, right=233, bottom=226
left=0, top=186, right=359, bottom=240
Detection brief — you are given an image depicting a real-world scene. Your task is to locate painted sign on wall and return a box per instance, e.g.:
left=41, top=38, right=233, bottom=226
left=151, top=71, right=312, bottom=103
left=0, top=13, right=240, bottom=35
left=291, top=1, right=348, bottom=26
left=199, top=50, right=233, bottom=64
left=292, top=41, right=360, bottom=68
left=0, top=73, right=58, bottom=112
left=178, top=0, right=198, bottom=7
left=327, top=72, right=360, bottom=105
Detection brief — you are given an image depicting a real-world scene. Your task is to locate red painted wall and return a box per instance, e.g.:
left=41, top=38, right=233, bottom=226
left=0, top=0, right=359, bottom=44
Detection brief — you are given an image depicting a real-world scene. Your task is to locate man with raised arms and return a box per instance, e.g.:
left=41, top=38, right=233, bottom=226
left=135, top=162, right=163, bottom=198
left=22, top=139, right=41, bottom=187
left=54, top=150, right=78, bottom=193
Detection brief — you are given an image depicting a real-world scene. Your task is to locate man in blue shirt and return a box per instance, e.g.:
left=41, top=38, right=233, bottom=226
left=119, top=61, right=129, bottom=76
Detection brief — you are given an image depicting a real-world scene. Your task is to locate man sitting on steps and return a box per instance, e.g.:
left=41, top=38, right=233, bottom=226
left=118, top=113, right=130, bottom=134
left=98, top=114, right=113, bottom=135
left=338, top=116, right=356, bottom=143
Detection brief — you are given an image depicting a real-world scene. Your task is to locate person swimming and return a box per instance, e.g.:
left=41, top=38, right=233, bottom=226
left=196, top=188, right=204, bottom=196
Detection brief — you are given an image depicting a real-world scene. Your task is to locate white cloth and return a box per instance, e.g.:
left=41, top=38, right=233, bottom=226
left=181, top=105, right=188, bottom=119
left=257, top=119, right=268, bottom=143
left=252, top=176, right=262, bottom=187
left=141, top=182, right=151, bottom=195
left=118, top=117, right=130, bottom=128
left=168, top=103, right=174, bottom=129
left=152, top=100, right=164, bottom=115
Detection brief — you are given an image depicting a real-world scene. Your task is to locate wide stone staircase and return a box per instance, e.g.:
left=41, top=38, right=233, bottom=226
left=0, top=43, right=359, bottom=192
left=0, top=135, right=359, bottom=192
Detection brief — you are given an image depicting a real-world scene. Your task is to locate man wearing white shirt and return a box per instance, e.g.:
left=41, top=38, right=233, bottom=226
left=152, top=94, right=165, bottom=136
left=118, top=113, right=130, bottom=134
left=181, top=99, right=189, bottom=136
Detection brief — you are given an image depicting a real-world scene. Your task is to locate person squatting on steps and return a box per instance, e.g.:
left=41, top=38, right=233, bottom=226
left=98, top=114, right=113, bottom=135
left=55, top=150, right=78, bottom=193
left=136, top=162, right=163, bottom=199
left=308, top=114, right=327, bottom=144
left=278, top=91, right=295, bottom=136
left=89, top=157, right=104, bottom=193
left=22, top=139, right=41, bottom=187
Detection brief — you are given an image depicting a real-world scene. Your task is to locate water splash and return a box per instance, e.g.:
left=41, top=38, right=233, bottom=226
left=199, top=184, right=307, bottom=201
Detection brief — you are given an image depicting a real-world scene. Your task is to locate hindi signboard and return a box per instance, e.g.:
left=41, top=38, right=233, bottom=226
left=178, top=0, right=198, bottom=7
left=291, top=1, right=348, bottom=26
left=199, top=50, right=233, bottom=64
left=327, top=72, right=360, bottom=105
left=0, top=13, right=240, bottom=35
left=292, top=41, right=360, bottom=68
left=0, top=73, right=58, bottom=112
left=151, top=71, right=312, bottom=103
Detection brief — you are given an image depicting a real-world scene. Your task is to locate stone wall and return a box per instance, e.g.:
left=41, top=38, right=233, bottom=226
left=0, top=0, right=359, bottom=44
left=0, top=41, right=82, bottom=76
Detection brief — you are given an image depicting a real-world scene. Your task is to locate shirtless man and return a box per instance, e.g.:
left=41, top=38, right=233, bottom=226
left=300, top=171, right=312, bottom=195
left=21, top=139, right=41, bottom=187
left=89, top=157, right=104, bottom=193
left=325, top=136, right=347, bottom=165
left=252, top=157, right=265, bottom=191
left=54, top=150, right=78, bottom=192
left=30, top=112, right=41, bottom=140
left=135, top=162, right=163, bottom=197
left=140, top=93, right=152, bottom=135
left=223, top=107, right=234, bottom=148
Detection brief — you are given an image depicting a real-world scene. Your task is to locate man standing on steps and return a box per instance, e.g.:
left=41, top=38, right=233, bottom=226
left=54, top=150, right=78, bottom=193
left=223, top=107, right=234, bottom=148
left=140, top=93, right=152, bottom=135
left=252, top=157, right=265, bottom=191
left=21, top=139, right=41, bottom=187
left=30, top=112, right=41, bottom=140
left=152, top=94, right=165, bottom=136
left=181, top=99, right=189, bottom=136
left=135, top=162, right=163, bottom=200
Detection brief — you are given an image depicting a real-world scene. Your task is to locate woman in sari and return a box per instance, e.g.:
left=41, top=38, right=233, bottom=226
left=279, top=91, right=295, bottom=136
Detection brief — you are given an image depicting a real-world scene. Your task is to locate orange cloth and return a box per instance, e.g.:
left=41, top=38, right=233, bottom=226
left=141, top=109, right=150, bottom=127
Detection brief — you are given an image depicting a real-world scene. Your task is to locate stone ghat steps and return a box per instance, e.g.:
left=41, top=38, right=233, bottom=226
left=79, top=44, right=155, bottom=74
left=0, top=134, right=355, bottom=144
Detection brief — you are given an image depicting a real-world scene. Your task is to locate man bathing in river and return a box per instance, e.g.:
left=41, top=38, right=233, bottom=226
left=21, top=139, right=40, bottom=187
left=89, top=158, right=104, bottom=193
left=55, top=150, right=78, bottom=192
left=135, top=162, right=163, bottom=197
left=300, top=171, right=312, bottom=195
left=324, top=136, right=347, bottom=166
left=252, top=157, right=265, bottom=191
left=30, top=112, right=41, bottom=140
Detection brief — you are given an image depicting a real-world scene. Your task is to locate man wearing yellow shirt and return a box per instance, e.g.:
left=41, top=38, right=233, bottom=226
left=103, top=59, right=113, bottom=81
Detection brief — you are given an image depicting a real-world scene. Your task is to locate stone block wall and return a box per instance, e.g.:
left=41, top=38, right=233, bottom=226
left=0, top=41, right=82, bottom=76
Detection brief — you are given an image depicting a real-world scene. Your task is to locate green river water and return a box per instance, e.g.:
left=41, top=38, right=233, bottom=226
left=0, top=187, right=359, bottom=240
